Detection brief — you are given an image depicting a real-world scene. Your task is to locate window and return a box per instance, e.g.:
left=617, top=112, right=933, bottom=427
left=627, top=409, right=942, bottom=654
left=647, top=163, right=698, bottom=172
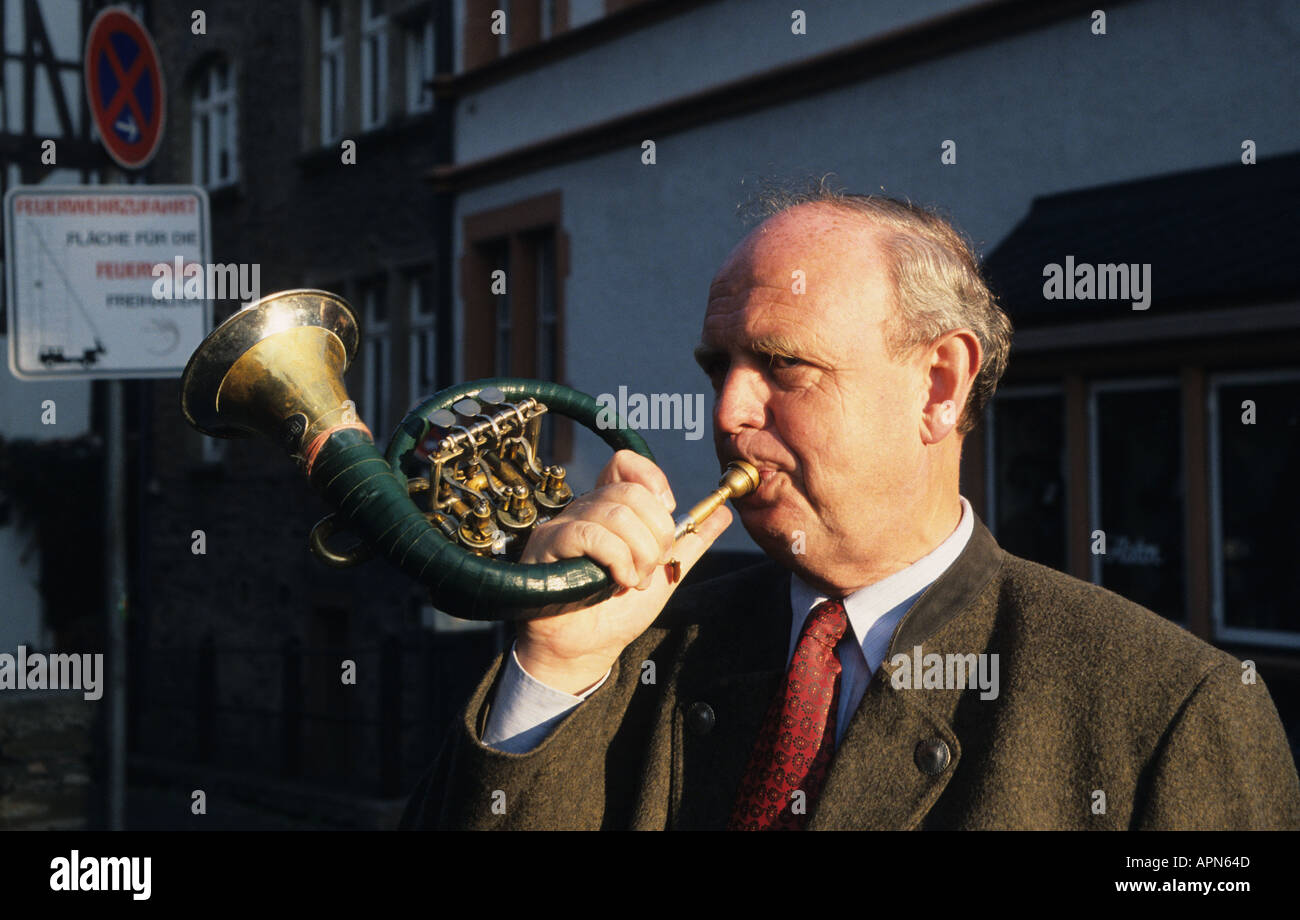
left=535, top=232, right=559, bottom=382
left=320, top=1, right=345, bottom=144
left=1209, top=370, right=1300, bottom=647
left=540, top=0, right=559, bottom=40
left=534, top=231, right=559, bottom=457
left=360, top=0, right=388, bottom=130
left=488, top=242, right=511, bottom=375
left=1089, top=379, right=1185, bottom=622
left=360, top=278, right=391, bottom=433
left=404, top=15, right=435, bottom=114
left=461, top=194, right=569, bottom=459
left=986, top=386, right=1067, bottom=572
left=408, top=269, right=437, bottom=400
left=191, top=58, right=238, bottom=188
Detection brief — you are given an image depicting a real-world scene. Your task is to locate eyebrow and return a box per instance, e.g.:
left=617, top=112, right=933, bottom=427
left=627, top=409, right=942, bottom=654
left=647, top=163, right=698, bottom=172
left=693, top=334, right=807, bottom=370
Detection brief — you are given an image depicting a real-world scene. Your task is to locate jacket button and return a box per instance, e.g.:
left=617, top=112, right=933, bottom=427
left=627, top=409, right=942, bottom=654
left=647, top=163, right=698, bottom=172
left=685, top=702, right=715, bottom=736
left=914, top=738, right=951, bottom=776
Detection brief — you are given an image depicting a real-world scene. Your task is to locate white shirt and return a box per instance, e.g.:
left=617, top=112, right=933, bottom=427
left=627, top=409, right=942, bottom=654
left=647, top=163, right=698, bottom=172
left=483, top=496, right=974, bottom=753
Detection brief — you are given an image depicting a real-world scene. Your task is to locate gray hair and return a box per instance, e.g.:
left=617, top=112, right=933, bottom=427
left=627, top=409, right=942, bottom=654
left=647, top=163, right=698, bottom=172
left=742, top=180, right=1013, bottom=435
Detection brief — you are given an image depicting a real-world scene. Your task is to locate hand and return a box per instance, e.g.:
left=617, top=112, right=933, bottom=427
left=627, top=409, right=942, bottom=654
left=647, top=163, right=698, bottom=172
left=514, top=450, right=733, bottom=694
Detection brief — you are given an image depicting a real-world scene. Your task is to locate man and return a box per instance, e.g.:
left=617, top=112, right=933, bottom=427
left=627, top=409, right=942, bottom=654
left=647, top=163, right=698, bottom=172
left=400, top=191, right=1300, bottom=830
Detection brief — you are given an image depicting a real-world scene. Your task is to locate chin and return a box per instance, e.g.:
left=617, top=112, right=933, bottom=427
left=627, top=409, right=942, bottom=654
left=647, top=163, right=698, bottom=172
left=737, top=505, right=800, bottom=555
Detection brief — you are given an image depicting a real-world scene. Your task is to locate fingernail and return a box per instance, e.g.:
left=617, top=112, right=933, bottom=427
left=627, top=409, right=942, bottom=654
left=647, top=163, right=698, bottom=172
left=659, top=490, right=675, bottom=511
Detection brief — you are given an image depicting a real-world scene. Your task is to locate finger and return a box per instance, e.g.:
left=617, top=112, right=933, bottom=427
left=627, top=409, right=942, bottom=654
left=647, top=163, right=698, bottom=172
left=669, top=503, right=734, bottom=581
left=556, top=481, right=674, bottom=562
left=599, top=481, right=676, bottom=560
left=596, top=499, right=667, bottom=590
left=544, top=519, right=640, bottom=590
left=596, top=450, right=675, bottom=513
left=521, top=482, right=672, bottom=585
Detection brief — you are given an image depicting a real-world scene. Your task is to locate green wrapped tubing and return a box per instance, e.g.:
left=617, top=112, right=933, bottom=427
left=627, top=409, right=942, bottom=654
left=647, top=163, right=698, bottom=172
left=306, top=378, right=654, bottom=621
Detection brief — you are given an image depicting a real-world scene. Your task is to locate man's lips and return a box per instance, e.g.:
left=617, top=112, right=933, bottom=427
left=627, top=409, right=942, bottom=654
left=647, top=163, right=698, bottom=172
left=725, top=461, right=786, bottom=503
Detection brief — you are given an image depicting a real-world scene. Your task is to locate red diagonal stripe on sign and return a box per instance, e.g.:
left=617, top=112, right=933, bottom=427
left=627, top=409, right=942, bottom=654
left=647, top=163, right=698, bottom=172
left=102, top=40, right=150, bottom=137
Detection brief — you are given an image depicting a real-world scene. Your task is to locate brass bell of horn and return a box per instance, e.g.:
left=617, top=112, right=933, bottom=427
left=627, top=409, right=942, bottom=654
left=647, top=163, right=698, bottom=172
left=180, top=289, right=758, bottom=621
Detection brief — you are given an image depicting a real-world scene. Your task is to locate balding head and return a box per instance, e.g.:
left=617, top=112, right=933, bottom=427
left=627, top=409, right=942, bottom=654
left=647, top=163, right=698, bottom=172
left=739, top=192, right=1012, bottom=435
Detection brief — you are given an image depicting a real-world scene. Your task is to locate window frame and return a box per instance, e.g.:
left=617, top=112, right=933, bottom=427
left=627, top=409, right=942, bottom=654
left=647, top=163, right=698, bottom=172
left=360, top=0, right=389, bottom=130
left=461, top=193, right=570, bottom=460
left=359, top=278, right=392, bottom=434
left=540, top=0, right=558, bottom=40
left=407, top=267, right=437, bottom=402
left=190, top=57, right=239, bottom=189
left=1207, top=367, right=1300, bottom=648
left=404, top=14, right=435, bottom=114
left=319, top=0, right=345, bottom=145
left=983, top=383, right=1065, bottom=545
left=1087, top=375, right=1185, bottom=613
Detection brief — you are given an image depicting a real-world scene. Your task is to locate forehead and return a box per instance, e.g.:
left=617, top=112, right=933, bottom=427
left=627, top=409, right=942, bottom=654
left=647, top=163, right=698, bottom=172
left=702, top=204, right=893, bottom=347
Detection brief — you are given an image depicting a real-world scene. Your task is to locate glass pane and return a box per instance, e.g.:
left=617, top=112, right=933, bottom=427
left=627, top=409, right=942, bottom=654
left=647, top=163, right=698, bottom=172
left=424, top=20, right=435, bottom=79
left=223, top=105, right=236, bottom=179
left=367, top=339, right=388, bottom=431
left=322, top=58, right=336, bottom=138
left=1216, top=378, right=1300, bottom=633
left=197, top=116, right=210, bottom=184
left=367, top=38, right=380, bottom=121
left=493, top=244, right=510, bottom=375
left=412, top=270, right=433, bottom=315
left=367, top=282, right=387, bottom=323
left=419, top=330, right=435, bottom=392
left=536, top=238, right=556, bottom=385
left=214, top=105, right=227, bottom=178
left=1095, top=386, right=1185, bottom=621
left=322, top=2, right=339, bottom=38
left=991, top=393, right=1066, bottom=572
left=537, top=234, right=555, bottom=320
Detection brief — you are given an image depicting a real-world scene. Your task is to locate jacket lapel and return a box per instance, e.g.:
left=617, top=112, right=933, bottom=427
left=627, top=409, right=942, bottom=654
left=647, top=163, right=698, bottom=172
left=666, top=562, right=791, bottom=830
left=810, top=517, right=1004, bottom=829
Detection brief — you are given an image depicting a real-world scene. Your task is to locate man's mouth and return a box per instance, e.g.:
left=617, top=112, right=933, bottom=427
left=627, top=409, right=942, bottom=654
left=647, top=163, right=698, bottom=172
left=730, top=464, right=783, bottom=503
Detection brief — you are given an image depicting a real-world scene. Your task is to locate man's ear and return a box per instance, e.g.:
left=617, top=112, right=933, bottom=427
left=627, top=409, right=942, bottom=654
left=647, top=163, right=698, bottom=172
left=920, top=329, right=982, bottom=444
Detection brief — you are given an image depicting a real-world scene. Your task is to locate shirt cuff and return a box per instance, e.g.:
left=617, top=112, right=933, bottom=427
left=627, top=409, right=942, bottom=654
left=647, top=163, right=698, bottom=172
left=481, top=642, right=612, bottom=753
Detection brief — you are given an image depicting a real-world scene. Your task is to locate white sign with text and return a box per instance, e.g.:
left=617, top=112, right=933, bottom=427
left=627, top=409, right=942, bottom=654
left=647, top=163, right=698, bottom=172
left=4, top=186, right=211, bottom=379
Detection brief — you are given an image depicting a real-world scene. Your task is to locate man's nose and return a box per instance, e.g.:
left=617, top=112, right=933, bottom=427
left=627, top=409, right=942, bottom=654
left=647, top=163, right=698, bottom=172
left=713, top=364, right=768, bottom=434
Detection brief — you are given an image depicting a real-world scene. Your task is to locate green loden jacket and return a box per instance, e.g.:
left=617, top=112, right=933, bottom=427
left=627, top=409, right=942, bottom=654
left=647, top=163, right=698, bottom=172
left=400, top=516, right=1300, bottom=830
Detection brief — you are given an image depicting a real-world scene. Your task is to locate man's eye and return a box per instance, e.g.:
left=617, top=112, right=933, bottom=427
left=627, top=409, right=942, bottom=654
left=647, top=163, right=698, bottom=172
left=768, top=354, right=803, bottom=371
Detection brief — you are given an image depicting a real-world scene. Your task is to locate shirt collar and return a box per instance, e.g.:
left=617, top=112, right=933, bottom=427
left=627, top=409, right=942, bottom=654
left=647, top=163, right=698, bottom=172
left=789, top=496, right=975, bottom=652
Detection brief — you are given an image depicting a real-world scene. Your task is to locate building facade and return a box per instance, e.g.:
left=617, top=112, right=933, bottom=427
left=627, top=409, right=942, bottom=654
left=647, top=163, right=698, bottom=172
left=438, top=0, right=1300, bottom=747
left=5, top=0, right=1297, bottom=828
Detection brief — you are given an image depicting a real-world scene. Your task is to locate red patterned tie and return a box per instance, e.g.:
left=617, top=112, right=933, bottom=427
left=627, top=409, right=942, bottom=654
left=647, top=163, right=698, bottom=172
left=729, top=598, right=848, bottom=831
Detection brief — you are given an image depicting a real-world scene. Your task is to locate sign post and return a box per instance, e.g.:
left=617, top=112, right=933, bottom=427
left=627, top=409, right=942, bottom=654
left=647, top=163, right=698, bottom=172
left=6, top=185, right=210, bottom=830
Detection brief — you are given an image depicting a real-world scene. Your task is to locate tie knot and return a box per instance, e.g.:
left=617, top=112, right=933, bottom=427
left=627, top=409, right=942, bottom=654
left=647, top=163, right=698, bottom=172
left=803, top=599, right=847, bottom=648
